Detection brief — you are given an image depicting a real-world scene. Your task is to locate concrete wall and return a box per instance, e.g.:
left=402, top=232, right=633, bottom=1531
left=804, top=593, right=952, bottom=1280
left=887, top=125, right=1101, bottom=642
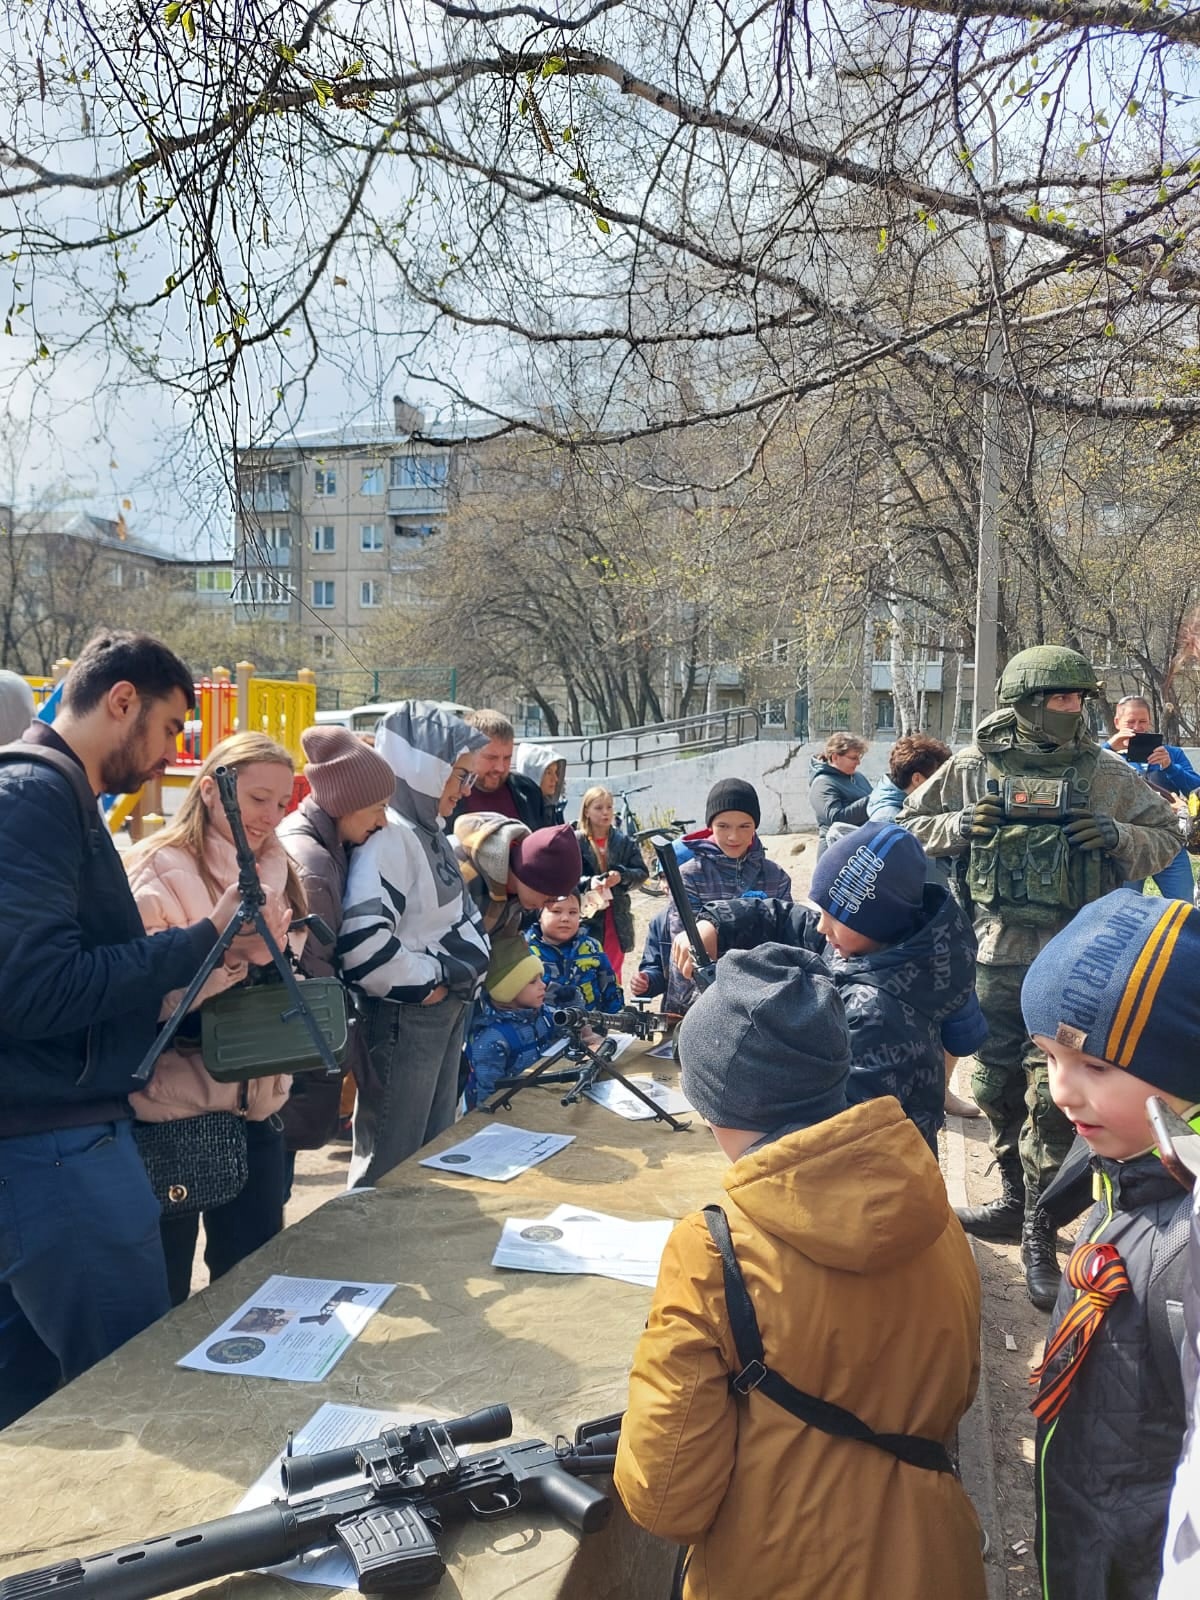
left=562, top=740, right=1200, bottom=835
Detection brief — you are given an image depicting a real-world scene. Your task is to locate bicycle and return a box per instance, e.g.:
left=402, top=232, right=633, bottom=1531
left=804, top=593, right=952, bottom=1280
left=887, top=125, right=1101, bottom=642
left=611, top=783, right=694, bottom=894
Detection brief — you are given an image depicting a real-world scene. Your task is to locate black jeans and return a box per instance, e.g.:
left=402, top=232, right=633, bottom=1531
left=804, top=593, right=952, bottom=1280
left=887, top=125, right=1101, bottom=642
left=160, top=1117, right=286, bottom=1306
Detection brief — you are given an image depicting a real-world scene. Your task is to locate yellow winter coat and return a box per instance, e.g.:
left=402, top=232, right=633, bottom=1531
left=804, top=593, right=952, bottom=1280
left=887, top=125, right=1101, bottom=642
left=613, top=1097, right=986, bottom=1600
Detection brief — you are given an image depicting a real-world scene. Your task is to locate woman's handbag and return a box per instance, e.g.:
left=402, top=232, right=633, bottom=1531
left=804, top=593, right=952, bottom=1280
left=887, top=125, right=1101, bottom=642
left=201, top=976, right=351, bottom=1084
left=133, top=1111, right=249, bottom=1216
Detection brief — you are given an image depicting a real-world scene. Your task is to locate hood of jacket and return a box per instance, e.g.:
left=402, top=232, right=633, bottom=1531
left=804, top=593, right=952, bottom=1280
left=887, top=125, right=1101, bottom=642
left=975, top=705, right=1100, bottom=760
left=724, top=1096, right=954, bottom=1273
left=514, top=741, right=564, bottom=800
left=375, top=701, right=488, bottom=832
left=826, top=881, right=976, bottom=1028
left=866, top=775, right=908, bottom=821
left=277, top=794, right=345, bottom=874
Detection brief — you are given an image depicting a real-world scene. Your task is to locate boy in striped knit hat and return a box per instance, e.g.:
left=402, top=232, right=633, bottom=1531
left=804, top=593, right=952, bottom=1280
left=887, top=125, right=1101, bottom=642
left=1020, top=889, right=1200, bottom=1600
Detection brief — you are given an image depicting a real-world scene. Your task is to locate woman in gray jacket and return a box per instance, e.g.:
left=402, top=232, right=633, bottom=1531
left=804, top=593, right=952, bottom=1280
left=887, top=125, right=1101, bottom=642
left=808, top=733, right=871, bottom=855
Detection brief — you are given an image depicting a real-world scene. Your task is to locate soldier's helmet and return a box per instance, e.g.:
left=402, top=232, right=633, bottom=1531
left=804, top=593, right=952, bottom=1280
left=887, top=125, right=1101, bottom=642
left=996, top=646, right=1101, bottom=705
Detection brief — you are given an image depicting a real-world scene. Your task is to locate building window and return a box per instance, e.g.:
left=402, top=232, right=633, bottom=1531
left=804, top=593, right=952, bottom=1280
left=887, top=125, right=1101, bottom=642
left=361, top=466, right=384, bottom=496
left=875, top=694, right=895, bottom=731
left=391, top=572, right=423, bottom=605
left=390, top=455, right=448, bottom=489
left=394, top=521, right=437, bottom=542
left=107, top=562, right=123, bottom=587
left=311, top=525, right=335, bottom=553
left=314, top=467, right=337, bottom=496
left=360, top=524, right=383, bottom=552
left=313, top=580, right=335, bottom=608
left=760, top=698, right=787, bottom=727
left=770, top=638, right=790, bottom=665
left=360, top=579, right=383, bottom=607
left=132, top=567, right=149, bottom=588
left=817, top=697, right=850, bottom=732
left=958, top=697, right=974, bottom=731
left=195, top=569, right=234, bottom=593
left=237, top=571, right=290, bottom=605
left=516, top=700, right=543, bottom=737
left=244, top=468, right=291, bottom=512
left=313, top=632, right=336, bottom=660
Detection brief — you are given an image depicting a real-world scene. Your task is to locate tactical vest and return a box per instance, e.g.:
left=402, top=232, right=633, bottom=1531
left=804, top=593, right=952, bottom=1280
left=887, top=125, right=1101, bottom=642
left=966, top=747, right=1120, bottom=926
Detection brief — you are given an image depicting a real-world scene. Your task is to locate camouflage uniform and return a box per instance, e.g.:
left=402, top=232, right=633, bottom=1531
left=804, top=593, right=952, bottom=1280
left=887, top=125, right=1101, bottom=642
left=900, top=652, right=1180, bottom=1200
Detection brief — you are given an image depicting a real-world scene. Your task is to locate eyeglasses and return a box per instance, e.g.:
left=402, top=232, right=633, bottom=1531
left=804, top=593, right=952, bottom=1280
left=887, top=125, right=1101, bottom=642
left=451, top=769, right=477, bottom=793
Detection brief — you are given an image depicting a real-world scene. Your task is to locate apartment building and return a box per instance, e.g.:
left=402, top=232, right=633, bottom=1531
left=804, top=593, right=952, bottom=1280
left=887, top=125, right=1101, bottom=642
left=233, top=398, right=490, bottom=672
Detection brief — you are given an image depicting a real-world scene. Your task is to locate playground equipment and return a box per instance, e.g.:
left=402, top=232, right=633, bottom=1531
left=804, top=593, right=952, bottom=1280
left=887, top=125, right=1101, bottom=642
left=26, top=659, right=318, bottom=836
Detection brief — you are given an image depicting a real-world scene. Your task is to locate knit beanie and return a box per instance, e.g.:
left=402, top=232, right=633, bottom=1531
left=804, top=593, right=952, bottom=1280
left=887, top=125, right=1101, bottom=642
left=300, top=726, right=395, bottom=819
left=1021, top=889, right=1200, bottom=1099
left=509, top=823, right=582, bottom=896
left=0, top=670, right=35, bottom=745
left=705, top=777, right=761, bottom=828
left=679, top=943, right=850, bottom=1133
left=485, top=938, right=546, bottom=1005
left=809, top=820, right=926, bottom=944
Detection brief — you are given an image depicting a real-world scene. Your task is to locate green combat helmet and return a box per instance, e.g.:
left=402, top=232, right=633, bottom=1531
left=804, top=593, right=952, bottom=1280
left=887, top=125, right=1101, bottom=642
left=996, top=645, right=1101, bottom=705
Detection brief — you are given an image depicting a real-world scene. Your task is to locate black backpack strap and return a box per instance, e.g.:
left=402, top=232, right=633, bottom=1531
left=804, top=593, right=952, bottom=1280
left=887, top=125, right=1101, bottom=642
left=702, top=1205, right=954, bottom=1474
left=0, top=740, right=101, bottom=843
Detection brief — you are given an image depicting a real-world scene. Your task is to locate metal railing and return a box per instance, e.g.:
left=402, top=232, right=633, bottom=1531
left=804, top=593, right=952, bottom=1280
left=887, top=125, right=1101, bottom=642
left=573, top=706, right=761, bottom=777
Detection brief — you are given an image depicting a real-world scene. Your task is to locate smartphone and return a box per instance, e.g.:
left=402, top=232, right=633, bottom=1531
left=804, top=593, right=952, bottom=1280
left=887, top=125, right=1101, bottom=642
left=1124, top=732, right=1163, bottom=763
left=1147, top=1095, right=1199, bottom=1189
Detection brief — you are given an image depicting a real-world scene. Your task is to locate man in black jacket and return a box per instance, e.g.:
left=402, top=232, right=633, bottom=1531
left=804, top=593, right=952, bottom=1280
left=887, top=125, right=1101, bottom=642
left=0, top=631, right=249, bottom=1427
left=445, top=708, right=548, bottom=830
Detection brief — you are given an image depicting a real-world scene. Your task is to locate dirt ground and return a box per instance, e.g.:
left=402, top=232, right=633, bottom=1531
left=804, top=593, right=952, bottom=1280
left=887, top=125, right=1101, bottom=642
left=254, top=829, right=1040, bottom=1595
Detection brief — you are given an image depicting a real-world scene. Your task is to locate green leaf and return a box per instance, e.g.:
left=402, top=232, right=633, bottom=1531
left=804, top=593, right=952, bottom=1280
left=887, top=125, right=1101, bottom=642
left=1104, top=322, right=1116, bottom=338
left=204, top=287, right=219, bottom=306
left=877, top=226, right=888, bottom=254
left=1127, top=100, right=1141, bottom=119
left=562, top=127, right=573, bottom=143
left=37, top=342, right=49, bottom=358
left=541, top=57, right=565, bottom=79
left=213, top=331, right=228, bottom=348
left=595, top=215, right=610, bottom=234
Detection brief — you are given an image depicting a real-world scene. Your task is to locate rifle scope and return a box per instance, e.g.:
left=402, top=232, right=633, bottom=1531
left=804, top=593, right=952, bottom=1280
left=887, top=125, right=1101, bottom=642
left=280, top=1404, right=513, bottom=1496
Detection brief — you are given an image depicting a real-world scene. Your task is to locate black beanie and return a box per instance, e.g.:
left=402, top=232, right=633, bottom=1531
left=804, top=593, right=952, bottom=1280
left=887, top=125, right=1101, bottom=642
left=679, top=944, right=850, bottom=1134
left=705, top=777, right=761, bottom=828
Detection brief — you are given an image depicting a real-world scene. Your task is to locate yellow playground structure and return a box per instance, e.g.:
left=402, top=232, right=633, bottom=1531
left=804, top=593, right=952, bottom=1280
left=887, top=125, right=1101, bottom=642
left=27, top=661, right=318, bottom=837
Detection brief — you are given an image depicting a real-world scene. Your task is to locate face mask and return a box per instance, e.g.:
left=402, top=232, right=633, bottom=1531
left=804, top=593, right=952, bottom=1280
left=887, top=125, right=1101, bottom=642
left=1015, top=696, right=1085, bottom=748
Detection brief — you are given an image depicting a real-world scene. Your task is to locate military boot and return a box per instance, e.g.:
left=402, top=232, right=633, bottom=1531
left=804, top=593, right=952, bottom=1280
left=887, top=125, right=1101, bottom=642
left=954, top=1155, right=1024, bottom=1242
left=1021, top=1205, right=1062, bottom=1312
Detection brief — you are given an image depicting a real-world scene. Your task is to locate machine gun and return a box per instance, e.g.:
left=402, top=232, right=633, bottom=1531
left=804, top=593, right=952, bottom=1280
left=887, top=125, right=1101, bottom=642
left=0, top=1407, right=623, bottom=1600
left=651, top=834, right=717, bottom=992
left=483, top=1004, right=689, bottom=1130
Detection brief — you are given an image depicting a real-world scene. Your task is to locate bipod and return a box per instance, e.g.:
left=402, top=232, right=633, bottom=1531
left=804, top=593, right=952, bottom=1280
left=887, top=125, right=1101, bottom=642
left=483, top=1029, right=689, bottom=1132
left=132, top=765, right=339, bottom=1083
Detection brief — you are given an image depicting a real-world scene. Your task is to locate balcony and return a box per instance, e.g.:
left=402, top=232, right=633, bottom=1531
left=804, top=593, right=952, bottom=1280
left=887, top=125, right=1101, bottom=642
left=871, top=661, right=943, bottom=693
left=388, top=485, right=447, bottom=517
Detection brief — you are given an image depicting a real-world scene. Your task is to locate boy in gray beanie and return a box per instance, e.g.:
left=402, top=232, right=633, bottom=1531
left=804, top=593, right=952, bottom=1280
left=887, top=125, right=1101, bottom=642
left=614, top=942, right=985, bottom=1600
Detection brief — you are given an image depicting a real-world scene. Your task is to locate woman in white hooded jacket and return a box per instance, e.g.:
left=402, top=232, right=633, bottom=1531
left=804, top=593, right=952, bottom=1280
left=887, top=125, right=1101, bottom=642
left=339, top=702, right=491, bottom=1186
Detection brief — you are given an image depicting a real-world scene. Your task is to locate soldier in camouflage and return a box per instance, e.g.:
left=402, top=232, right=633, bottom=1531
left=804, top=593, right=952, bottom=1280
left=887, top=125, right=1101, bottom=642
left=899, top=646, right=1181, bottom=1309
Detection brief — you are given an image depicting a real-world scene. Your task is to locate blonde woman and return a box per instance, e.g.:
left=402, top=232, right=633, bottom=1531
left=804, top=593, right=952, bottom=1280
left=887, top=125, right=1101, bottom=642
left=575, top=785, right=647, bottom=983
left=125, top=732, right=306, bottom=1304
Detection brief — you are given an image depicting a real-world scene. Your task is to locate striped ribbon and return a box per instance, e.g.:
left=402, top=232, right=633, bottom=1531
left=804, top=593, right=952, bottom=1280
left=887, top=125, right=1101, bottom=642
left=1029, top=1241, right=1132, bottom=1423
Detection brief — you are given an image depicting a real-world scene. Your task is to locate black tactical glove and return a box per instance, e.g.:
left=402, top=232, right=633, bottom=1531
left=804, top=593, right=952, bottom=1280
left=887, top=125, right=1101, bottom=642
left=1062, top=810, right=1120, bottom=854
left=958, top=793, right=1006, bottom=842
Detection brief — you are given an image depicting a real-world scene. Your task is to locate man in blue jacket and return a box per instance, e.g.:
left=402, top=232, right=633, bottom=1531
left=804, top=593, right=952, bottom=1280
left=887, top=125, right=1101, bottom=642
left=0, top=631, right=249, bottom=1427
left=1104, top=694, right=1198, bottom=900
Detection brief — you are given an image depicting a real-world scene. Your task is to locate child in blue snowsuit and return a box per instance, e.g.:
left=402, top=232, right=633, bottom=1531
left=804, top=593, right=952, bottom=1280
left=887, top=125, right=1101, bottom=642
left=463, top=938, right=565, bottom=1108
left=526, top=891, right=623, bottom=1015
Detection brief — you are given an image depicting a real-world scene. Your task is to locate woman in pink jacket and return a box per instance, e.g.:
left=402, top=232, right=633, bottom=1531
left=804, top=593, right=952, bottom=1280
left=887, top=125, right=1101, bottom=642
left=125, top=732, right=306, bottom=1304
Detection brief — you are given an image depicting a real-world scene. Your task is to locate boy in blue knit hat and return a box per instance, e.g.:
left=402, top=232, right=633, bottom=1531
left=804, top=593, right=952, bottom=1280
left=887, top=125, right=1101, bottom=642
left=672, top=820, right=983, bottom=1150
left=1020, top=889, right=1200, bottom=1600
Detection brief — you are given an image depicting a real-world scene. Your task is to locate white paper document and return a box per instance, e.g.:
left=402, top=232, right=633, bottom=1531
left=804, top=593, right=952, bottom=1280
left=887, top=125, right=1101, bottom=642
left=492, top=1203, right=672, bottom=1287
left=583, top=1074, right=692, bottom=1121
left=420, top=1122, right=574, bottom=1181
left=236, top=1401, right=425, bottom=1589
left=177, top=1275, right=394, bottom=1382
left=646, top=1039, right=677, bottom=1060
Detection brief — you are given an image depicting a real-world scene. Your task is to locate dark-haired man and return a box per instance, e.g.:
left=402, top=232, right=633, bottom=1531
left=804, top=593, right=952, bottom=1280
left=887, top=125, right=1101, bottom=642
left=0, top=631, right=249, bottom=1426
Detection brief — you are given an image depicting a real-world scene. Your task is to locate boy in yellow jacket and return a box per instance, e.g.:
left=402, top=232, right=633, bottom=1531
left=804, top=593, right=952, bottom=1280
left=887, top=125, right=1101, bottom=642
left=614, top=942, right=986, bottom=1600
